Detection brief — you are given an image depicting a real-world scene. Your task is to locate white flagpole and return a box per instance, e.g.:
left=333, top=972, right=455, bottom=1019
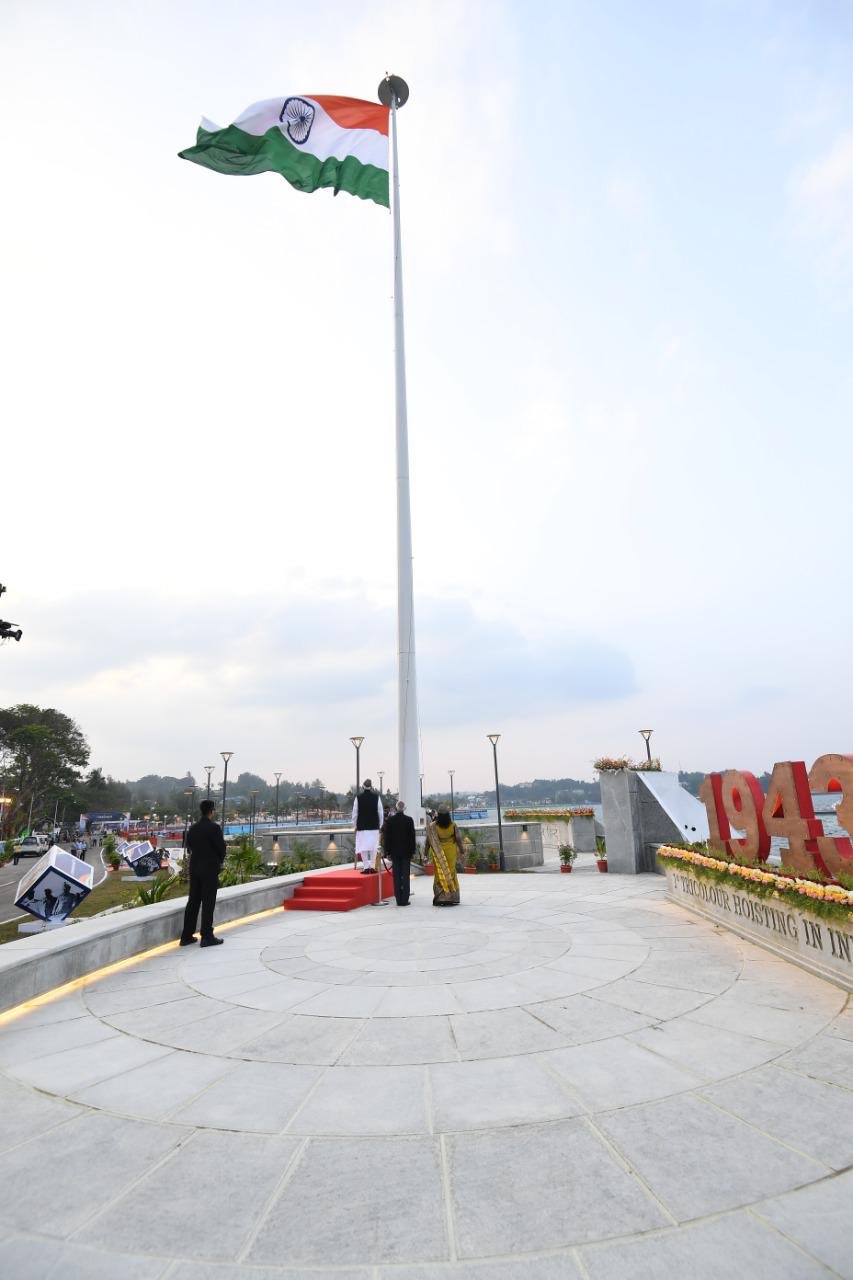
left=378, top=73, right=422, bottom=831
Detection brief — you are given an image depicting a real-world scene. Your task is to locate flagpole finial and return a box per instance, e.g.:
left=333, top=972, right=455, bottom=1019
left=378, top=74, right=409, bottom=109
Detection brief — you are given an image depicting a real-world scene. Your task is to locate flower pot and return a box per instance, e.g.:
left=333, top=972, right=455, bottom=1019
left=488, top=863, right=499, bottom=873
left=464, top=866, right=478, bottom=874
left=560, top=864, right=573, bottom=873
left=596, top=859, right=608, bottom=873
left=423, top=863, right=435, bottom=876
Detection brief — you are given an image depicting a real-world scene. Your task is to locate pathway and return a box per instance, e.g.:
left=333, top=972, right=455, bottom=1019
left=0, top=866, right=851, bottom=1278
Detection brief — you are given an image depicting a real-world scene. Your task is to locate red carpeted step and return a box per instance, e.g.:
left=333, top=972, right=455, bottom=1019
left=285, top=895, right=356, bottom=912
left=283, top=867, right=394, bottom=912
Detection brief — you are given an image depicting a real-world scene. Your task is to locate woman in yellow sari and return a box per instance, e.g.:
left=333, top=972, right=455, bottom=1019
left=427, top=804, right=462, bottom=906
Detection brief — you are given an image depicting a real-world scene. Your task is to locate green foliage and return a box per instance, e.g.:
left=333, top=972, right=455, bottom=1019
left=558, top=843, right=577, bottom=865
left=102, top=831, right=122, bottom=870
left=460, top=828, right=484, bottom=869
left=133, top=874, right=178, bottom=906
left=595, top=836, right=607, bottom=857
left=0, top=704, right=89, bottom=832
left=274, top=858, right=300, bottom=875
left=220, top=835, right=265, bottom=886
left=656, top=850, right=853, bottom=928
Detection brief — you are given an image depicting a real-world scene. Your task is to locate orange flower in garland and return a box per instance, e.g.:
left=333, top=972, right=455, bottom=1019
left=657, top=846, right=853, bottom=910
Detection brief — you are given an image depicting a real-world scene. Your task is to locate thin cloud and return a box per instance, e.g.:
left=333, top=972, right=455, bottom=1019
left=790, top=131, right=853, bottom=271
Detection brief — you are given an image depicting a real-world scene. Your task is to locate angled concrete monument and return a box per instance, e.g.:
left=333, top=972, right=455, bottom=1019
left=600, top=770, right=709, bottom=874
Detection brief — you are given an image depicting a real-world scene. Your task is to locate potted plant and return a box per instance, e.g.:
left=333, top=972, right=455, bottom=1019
left=461, top=829, right=481, bottom=873
left=487, top=846, right=500, bottom=872
left=558, top=843, right=577, bottom=873
left=102, top=833, right=122, bottom=871
left=595, top=837, right=608, bottom=873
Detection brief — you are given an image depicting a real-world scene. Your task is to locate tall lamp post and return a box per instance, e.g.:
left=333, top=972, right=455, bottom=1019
left=378, top=771, right=384, bottom=804
left=274, top=772, right=282, bottom=827
left=448, top=769, right=455, bottom=821
left=220, top=751, right=233, bottom=834
left=487, top=734, right=505, bottom=872
left=250, top=789, right=259, bottom=839
left=350, top=736, right=364, bottom=797
left=639, top=729, right=654, bottom=763
left=419, top=774, right=424, bottom=807
left=204, top=765, right=214, bottom=803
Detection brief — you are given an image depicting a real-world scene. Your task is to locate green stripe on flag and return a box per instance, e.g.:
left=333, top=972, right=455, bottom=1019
left=179, top=125, right=389, bottom=208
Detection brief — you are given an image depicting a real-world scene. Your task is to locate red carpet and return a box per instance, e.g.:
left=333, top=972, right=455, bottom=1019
left=284, top=866, right=395, bottom=912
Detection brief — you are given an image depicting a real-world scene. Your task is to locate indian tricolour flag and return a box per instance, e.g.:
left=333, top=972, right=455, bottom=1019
left=179, top=95, right=390, bottom=207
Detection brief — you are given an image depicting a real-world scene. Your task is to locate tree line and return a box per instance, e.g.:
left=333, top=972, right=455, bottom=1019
left=2, top=702, right=757, bottom=836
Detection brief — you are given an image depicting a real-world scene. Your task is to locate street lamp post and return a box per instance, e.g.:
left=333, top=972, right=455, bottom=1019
left=350, top=736, right=364, bottom=797
left=639, top=729, right=653, bottom=763
left=204, top=765, right=214, bottom=803
left=378, top=771, right=384, bottom=804
left=220, top=752, right=233, bottom=834
left=448, top=769, right=455, bottom=821
left=419, top=773, right=424, bottom=808
left=487, top=734, right=505, bottom=872
left=274, top=772, right=282, bottom=827
left=250, top=790, right=259, bottom=839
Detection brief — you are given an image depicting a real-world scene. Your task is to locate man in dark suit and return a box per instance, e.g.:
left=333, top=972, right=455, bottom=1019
left=381, top=799, right=416, bottom=906
left=180, top=799, right=227, bottom=947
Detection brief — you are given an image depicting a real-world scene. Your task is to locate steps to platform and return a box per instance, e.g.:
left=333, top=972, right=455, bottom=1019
left=284, top=866, right=394, bottom=912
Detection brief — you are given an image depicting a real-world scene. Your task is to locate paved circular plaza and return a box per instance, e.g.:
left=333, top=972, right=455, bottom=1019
left=0, top=865, right=851, bottom=1278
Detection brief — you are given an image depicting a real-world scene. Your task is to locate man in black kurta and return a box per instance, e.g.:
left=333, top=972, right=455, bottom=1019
left=381, top=799, right=416, bottom=905
left=180, top=799, right=227, bottom=947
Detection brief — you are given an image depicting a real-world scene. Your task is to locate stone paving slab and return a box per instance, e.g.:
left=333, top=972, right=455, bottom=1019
left=0, top=866, right=850, bottom=1276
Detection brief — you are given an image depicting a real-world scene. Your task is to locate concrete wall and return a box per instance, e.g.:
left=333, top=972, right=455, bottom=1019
left=256, top=828, right=354, bottom=862
left=456, top=822, right=543, bottom=870
left=259, top=823, right=545, bottom=871
left=537, top=818, right=596, bottom=858
left=600, top=771, right=689, bottom=874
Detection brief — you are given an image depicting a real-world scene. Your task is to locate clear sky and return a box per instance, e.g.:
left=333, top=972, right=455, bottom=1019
left=2, top=0, right=852, bottom=794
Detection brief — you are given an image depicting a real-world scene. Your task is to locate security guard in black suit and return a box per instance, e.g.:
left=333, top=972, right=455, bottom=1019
left=180, top=800, right=227, bottom=947
left=381, top=799, right=416, bottom=905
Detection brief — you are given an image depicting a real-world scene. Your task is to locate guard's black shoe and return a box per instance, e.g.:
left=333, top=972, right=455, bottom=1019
left=178, top=936, right=197, bottom=946
left=200, top=936, right=224, bottom=948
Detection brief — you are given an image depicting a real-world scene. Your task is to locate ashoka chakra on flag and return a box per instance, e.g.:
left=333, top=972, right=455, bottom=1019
left=179, top=94, right=390, bottom=207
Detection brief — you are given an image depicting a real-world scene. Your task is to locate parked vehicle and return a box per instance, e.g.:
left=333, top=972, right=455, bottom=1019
left=13, top=835, right=49, bottom=858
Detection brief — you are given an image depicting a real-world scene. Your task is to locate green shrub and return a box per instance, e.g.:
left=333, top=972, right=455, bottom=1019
left=133, top=874, right=178, bottom=906
left=220, top=835, right=265, bottom=885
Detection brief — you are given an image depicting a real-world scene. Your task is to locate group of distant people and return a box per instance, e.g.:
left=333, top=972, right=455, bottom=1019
left=352, top=779, right=461, bottom=908
left=177, top=781, right=464, bottom=950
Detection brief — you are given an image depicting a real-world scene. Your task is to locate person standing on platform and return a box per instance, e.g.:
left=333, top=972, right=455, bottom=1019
left=180, top=799, right=227, bottom=947
left=352, top=779, right=383, bottom=874
left=382, top=800, right=415, bottom=905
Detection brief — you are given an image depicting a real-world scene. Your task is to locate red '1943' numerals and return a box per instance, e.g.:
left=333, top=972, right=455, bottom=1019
left=700, top=756, right=853, bottom=881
